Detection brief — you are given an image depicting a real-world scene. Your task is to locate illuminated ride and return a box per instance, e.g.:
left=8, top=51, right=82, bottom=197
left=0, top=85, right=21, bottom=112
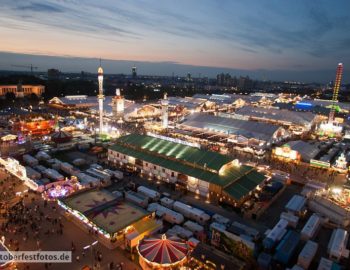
left=51, top=130, right=73, bottom=143
left=12, top=117, right=55, bottom=136
left=42, top=177, right=80, bottom=200
left=137, top=234, right=189, bottom=269
left=318, top=63, right=344, bottom=136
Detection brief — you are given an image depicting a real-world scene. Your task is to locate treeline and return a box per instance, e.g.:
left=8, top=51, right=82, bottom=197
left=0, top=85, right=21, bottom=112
left=0, top=74, right=198, bottom=101
left=0, top=74, right=98, bottom=100
left=0, top=74, right=44, bottom=85
left=44, top=79, right=97, bottom=99
left=1, top=74, right=349, bottom=103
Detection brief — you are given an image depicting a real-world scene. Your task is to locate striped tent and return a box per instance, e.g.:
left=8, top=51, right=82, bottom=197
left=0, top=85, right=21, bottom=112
left=51, top=130, right=72, bottom=143
left=137, top=234, right=188, bottom=268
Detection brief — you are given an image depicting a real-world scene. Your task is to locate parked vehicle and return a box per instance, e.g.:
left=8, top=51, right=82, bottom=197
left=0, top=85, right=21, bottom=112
left=125, top=191, right=148, bottom=208
left=147, top=203, right=184, bottom=224
left=297, top=240, right=318, bottom=269
left=43, top=168, right=64, bottom=181
left=173, top=201, right=210, bottom=225
left=104, top=169, right=123, bottom=180
left=23, top=154, right=39, bottom=166
left=137, top=186, right=160, bottom=201
left=275, top=230, right=300, bottom=265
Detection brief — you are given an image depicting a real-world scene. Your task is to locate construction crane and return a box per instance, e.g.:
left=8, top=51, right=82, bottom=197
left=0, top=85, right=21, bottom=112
left=11, top=64, right=38, bottom=74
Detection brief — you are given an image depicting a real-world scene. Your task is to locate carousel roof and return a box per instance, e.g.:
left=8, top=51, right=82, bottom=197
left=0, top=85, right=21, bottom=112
left=51, top=130, right=72, bottom=141
left=137, top=234, right=188, bottom=266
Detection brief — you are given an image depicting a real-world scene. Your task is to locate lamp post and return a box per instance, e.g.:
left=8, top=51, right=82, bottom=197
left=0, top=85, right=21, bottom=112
left=83, top=240, right=98, bottom=269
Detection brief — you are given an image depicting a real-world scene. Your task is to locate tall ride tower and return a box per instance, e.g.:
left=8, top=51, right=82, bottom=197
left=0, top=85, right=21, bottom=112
left=161, top=93, right=169, bottom=129
left=98, top=62, right=104, bottom=135
left=112, top=88, right=125, bottom=118
left=318, top=63, right=344, bottom=135
left=328, top=63, right=343, bottom=123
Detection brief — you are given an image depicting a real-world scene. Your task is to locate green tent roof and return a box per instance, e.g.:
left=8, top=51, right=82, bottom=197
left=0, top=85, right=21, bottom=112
left=223, top=170, right=266, bottom=200
left=115, top=134, right=231, bottom=172
left=110, top=134, right=266, bottom=200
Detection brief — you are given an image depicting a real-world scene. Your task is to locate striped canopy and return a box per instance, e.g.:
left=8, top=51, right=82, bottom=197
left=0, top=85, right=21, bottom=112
left=138, top=234, right=188, bottom=266
left=51, top=130, right=72, bottom=143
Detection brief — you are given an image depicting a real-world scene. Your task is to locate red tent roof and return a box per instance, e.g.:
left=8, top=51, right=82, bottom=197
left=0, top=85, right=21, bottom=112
left=137, top=234, right=188, bottom=266
left=51, top=130, right=72, bottom=143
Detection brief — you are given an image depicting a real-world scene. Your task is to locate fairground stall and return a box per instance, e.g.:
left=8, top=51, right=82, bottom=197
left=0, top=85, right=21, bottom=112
left=58, top=189, right=161, bottom=249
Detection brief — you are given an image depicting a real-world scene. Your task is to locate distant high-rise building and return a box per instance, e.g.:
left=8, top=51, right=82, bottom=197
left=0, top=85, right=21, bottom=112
left=216, top=73, right=237, bottom=86
left=216, top=73, right=232, bottom=86
left=47, top=69, right=60, bottom=80
left=187, top=73, right=192, bottom=82
left=132, top=66, right=137, bottom=78
left=217, top=73, right=224, bottom=85
left=239, top=76, right=253, bottom=90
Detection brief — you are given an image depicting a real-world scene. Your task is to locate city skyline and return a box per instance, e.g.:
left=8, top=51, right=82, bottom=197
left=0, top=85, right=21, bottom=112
left=0, top=0, right=350, bottom=82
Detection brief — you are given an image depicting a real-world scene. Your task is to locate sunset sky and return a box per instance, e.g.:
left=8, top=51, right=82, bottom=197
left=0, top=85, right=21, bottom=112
left=1, top=0, right=349, bottom=81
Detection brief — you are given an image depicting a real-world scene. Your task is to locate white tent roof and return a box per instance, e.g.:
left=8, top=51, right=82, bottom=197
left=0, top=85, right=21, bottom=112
left=235, top=106, right=316, bottom=126
left=180, top=113, right=282, bottom=142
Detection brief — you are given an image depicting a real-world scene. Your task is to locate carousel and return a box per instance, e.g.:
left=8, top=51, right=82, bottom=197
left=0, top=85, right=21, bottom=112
left=137, top=234, right=189, bottom=269
left=42, top=177, right=80, bottom=201
left=51, top=130, right=73, bottom=144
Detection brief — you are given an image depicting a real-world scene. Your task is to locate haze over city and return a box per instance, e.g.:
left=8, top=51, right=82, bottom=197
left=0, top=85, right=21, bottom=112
left=1, top=0, right=350, bottom=82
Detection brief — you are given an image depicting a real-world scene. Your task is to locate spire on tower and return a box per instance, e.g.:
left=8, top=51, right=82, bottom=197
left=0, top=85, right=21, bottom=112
left=98, top=58, right=103, bottom=75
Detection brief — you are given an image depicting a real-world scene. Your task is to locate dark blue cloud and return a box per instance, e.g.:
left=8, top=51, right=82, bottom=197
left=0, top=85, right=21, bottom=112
left=19, top=3, right=63, bottom=13
left=0, top=0, right=350, bottom=77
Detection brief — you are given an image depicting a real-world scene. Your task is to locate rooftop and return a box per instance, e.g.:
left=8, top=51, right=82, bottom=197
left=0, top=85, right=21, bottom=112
left=287, top=140, right=321, bottom=161
left=116, top=133, right=232, bottom=172
left=110, top=134, right=266, bottom=200
left=223, top=170, right=266, bottom=200
left=138, top=234, right=189, bottom=266
left=167, top=96, right=207, bottom=109
left=192, top=93, right=268, bottom=105
left=179, top=113, right=281, bottom=142
left=60, top=189, right=150, bottom=235
left=235, top=105, right=316, bottom=126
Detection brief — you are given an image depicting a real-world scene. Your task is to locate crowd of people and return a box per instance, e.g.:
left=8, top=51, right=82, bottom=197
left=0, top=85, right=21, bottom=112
left=0, top=173, right=22, bottom=204
left=0, top=171, right=132, bottom=270
left=270, top=156, right=339, bottom=184
left=0, top=191, right=66, bottom=268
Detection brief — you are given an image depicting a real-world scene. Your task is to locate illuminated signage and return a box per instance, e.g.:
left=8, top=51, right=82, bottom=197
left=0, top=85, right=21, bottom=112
left=296, top=102, right=312, bottom=107
left=310, top=159, right=330, bottom=168
left=274, top=145, right=298, bottom=160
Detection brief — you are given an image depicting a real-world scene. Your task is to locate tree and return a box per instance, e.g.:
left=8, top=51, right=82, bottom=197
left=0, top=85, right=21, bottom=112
left=29, top=93, right=39, bottom=101
left=5, top=92, right=16, bottom=101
